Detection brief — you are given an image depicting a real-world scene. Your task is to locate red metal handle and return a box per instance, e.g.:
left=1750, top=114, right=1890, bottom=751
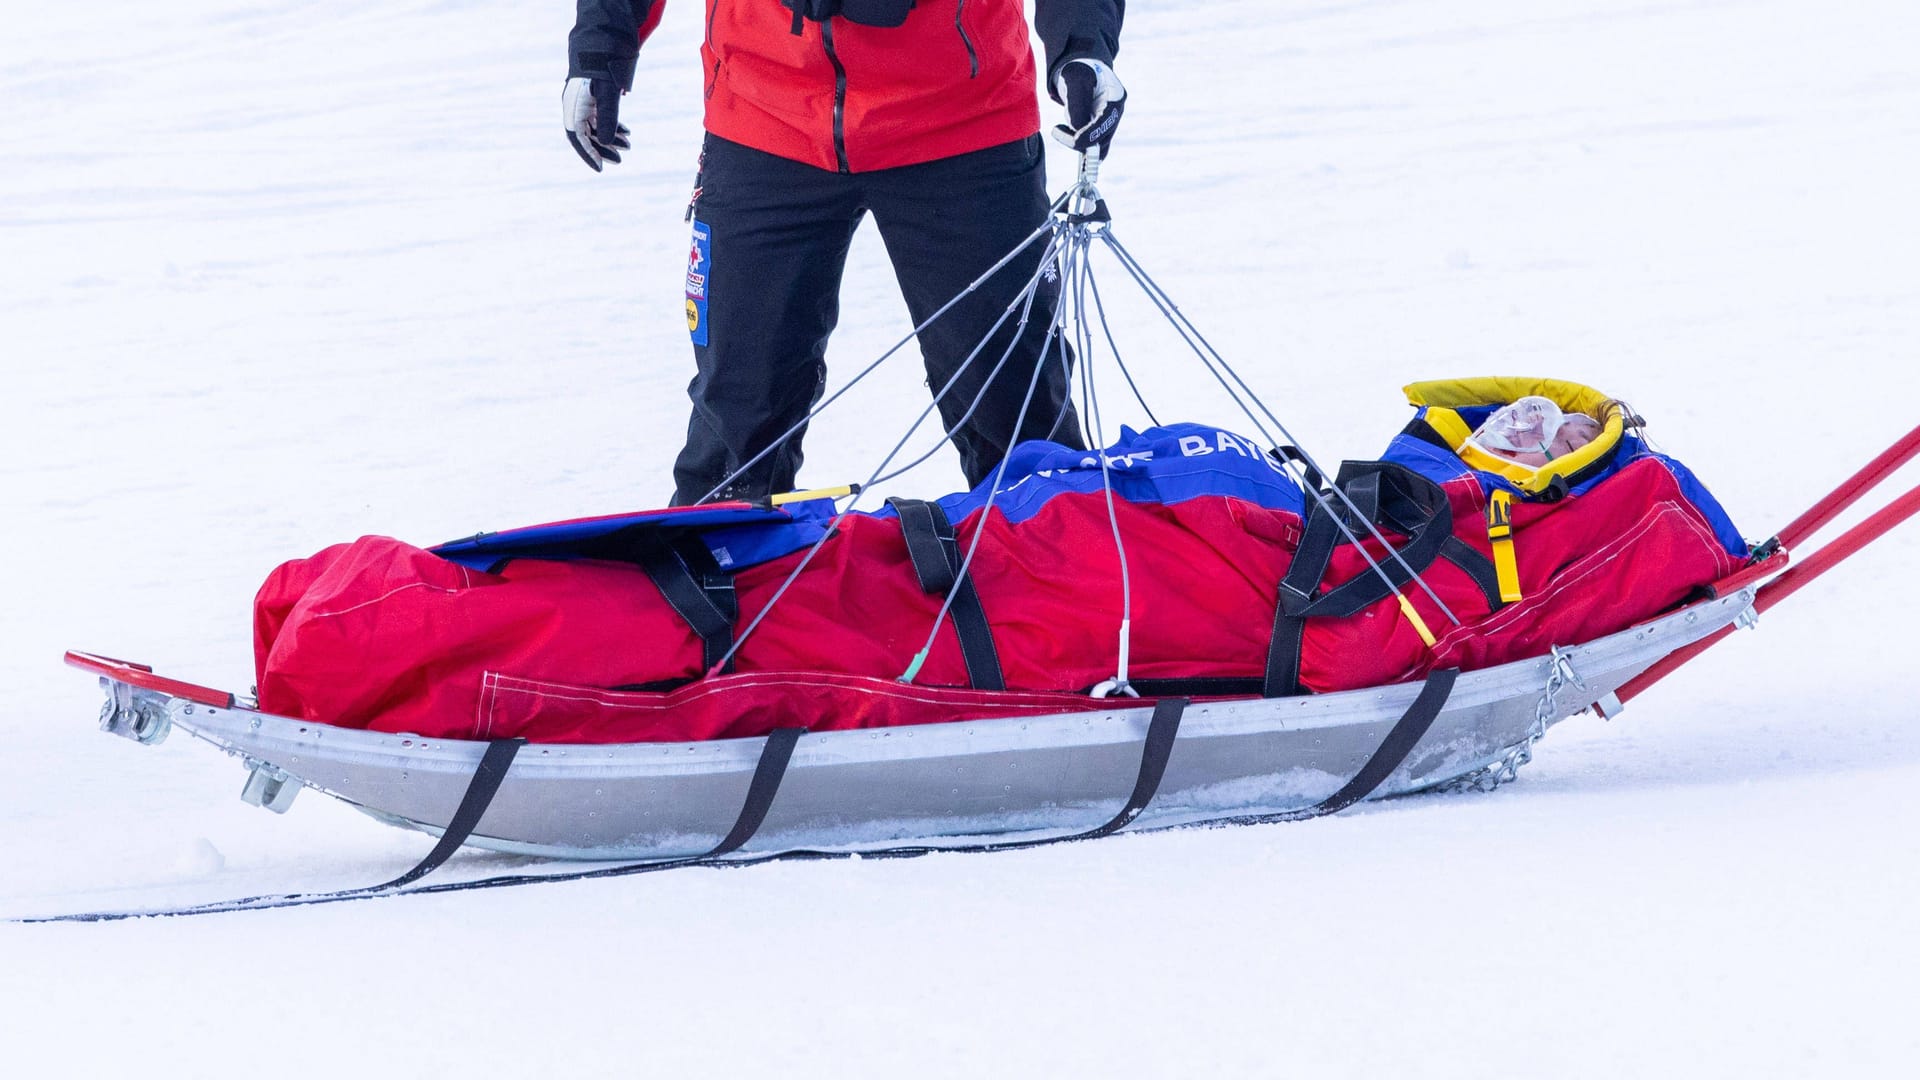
left=1752, top=480, right=1920, bottom=617
left=64, top=651, right=236, bottom=709
left=1617, top=477, right=1920, bottom=704
left=1777, top=423, right=1920, bottom=550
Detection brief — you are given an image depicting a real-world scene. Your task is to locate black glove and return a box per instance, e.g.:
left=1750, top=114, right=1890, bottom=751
left=563, top=76, right=631, bottom=172
left=1050, top=59, right=1126, bottom=158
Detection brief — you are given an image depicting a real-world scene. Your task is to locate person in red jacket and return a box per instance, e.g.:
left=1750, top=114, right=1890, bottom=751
left=565, top=1, right=1127, bottom=504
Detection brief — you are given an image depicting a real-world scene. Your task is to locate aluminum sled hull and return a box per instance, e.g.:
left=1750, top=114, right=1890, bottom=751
left=85, top=590, right=1756, bottom=860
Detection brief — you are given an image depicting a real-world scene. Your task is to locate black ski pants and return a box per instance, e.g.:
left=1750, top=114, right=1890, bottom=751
left=671, top=132, right=1084, bottom=505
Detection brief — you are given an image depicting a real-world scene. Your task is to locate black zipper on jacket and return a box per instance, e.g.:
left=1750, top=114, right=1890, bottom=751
left=821, top=18, right=851, bottom=173
left=704, top=0, right=721, bottom=99
left=955, top=1, right=978, bottom=78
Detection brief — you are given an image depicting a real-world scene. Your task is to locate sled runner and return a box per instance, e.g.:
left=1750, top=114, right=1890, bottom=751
left=66, top=585, right=1758, bottom=862
left=41, top=163, right=1920, bottom=920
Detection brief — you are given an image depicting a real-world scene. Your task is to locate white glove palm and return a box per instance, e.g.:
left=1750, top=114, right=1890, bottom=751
left=563, top=76, right=631, bottom=172
left=1050, top=59, right=1126, bottom=158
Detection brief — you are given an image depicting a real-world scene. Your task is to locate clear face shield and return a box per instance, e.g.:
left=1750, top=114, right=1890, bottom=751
left=1467, top=396, right=1603, bottom=466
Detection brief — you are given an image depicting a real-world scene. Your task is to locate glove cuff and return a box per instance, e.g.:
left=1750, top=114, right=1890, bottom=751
left=567, top=50, right=638, bottom=92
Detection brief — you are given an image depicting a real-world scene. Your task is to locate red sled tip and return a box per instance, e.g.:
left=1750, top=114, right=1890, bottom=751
left=65, top=651, right=236, bottom=709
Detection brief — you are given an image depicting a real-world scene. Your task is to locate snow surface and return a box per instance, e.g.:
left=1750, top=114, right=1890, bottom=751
left=4, top=0, right=1919, bottom=1074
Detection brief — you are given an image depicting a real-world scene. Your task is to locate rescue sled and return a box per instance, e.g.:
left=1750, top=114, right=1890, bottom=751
left=47, top=173, right=1920, bottom=918
left=62, top=414, right=1917, bottom=888
left=66, top=583, right=1758, bottom=861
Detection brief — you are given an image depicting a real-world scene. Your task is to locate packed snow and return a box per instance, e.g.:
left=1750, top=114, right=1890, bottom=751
left=4, top=0, right=1918, bottom=1074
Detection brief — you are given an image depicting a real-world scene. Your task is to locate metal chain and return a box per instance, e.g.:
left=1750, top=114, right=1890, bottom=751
left=1440, top=646, right=1587, bottom=793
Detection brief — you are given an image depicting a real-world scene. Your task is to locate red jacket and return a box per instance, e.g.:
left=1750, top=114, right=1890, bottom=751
left=570, top=1, right=1123, bottom=173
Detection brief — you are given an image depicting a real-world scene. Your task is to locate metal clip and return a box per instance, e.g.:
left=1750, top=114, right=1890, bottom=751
left=1065, top=150, right=1109, bottom=224
left=239, top=760, right=300, bottom=813
left=1547, top=645, right=1589, bottom=699
left=97, top=679, right=171, bottom=745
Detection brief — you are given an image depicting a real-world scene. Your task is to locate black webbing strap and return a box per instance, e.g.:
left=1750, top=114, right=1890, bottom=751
left=634, top=532, right=739, bottom=674
left=1440, top=536, right=1506, bottom=611
left=1264, top=463, right=1461, bottom=698
left=1110, top=676, right=1264, bottom=697
left=1068, top=695, right=1187, bottom=840
left=704, top=726, right=804, bottom=857
left=1354, top=471, right=1505, bottom=612
left=1268, top=445, right=1327, bottom=494
left=399, top=726, right=799, bottom=877
left=1296, top=667, right=1456, bottom=816
left=1364, top=474, right=1503, bottom=613
left=1280, top=465, right=1457, bottom=618
left=1224, top=666, right=1458, bottom=825
left=888, top=497, right=1006, bottom=691
left=1262, top=612, right=1310, bottom=701
left=380, top=736, right=526, bottom=889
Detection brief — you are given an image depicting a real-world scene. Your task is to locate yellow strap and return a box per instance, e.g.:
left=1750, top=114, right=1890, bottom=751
left=1396, top=594, right=1438, bottom=648
left=1487, top=489, right=1524, bottom=603
left=770, top=484, right=858, bottom=506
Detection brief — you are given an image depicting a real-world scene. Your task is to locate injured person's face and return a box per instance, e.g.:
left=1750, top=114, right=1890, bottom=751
left=1549, top=414, right=1603, bottom=460
left=1468, top=396, right=1602, bottom=467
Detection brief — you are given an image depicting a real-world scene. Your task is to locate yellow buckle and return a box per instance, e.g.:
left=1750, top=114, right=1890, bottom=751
left=1487, top=490, right=1523, bottom=604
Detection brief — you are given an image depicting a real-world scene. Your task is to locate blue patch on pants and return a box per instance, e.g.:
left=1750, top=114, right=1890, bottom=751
left=686, top=221, right=710, bottom=346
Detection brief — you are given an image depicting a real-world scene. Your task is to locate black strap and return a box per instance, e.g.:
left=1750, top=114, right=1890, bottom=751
left=1224, top=667, right=1458, bottom=824
left=1265, top=463, right=1461, bottom=698
left=706, top=726, right=803, bottom=857
left=888, top=497, right=1006, bottom=691
left=1281, top=465, right=1456, bottom=621
left=402, top=726, right=799, bottom=877
left=1109, top=676, right=1264, bottom=698
left=634, top=532, right=739, bottom=674
left=1294, top=667, right=1456, bottom=816
left=1268, top=445, right=1328, bottom=494
left=380, top=737, right=526, bottom=889
left=1262, top=601, right=1309, bottom=700
left=1440, top=536, right=1506, bottom=612
left=1069, top=696, right=1187, bottom=840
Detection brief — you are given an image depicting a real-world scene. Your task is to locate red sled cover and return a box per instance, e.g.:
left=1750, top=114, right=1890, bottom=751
left=253, top=421, right=1745, bottom=744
